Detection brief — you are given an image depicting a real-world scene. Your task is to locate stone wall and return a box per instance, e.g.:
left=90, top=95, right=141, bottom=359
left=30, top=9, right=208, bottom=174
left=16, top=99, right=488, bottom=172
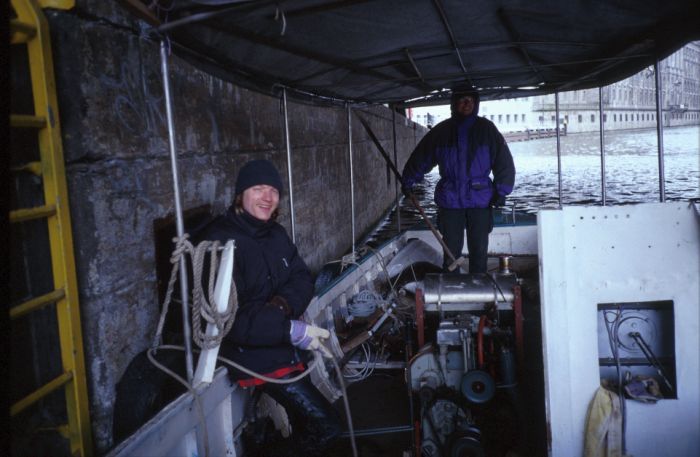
left=45, top=1, right=424, bottom=452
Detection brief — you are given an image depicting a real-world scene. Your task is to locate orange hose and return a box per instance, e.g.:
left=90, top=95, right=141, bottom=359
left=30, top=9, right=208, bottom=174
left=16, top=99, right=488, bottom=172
left=477, top=315, right=487, bottom=368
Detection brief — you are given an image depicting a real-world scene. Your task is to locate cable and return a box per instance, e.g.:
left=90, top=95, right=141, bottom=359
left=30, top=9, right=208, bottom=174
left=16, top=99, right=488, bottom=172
left=603, top=308, right=627, bottom=453
left=343, top=343, right=372, bottom=380
left=486, top=272, right=509, bottom=304
left=154, top=344, right=320, bottom=385
left=409, top=263, right=418, bottom=283
left=150, top=345, right=357, bottom=456
left=364, top=244, right=401, bottom=300
left=327, top=350, right=359, bottom=457
left=146, top=348, right=210, bottom=457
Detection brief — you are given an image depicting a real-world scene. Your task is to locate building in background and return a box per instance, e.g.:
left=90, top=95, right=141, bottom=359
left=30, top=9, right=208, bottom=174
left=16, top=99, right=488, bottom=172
left=410, top=41, right=700, bottom=135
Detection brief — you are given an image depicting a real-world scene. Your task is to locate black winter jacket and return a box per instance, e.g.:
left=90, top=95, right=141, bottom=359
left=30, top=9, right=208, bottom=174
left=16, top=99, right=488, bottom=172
left=194, top=208, right=314, bottom=379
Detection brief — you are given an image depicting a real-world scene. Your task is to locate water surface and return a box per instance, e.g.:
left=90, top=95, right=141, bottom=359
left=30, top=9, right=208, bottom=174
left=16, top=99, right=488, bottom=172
left=365, top=126, right=699, bottom=245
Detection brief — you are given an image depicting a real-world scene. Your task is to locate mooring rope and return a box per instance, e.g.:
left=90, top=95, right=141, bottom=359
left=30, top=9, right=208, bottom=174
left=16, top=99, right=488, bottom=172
left=191, top=238, right=238, bottom=349
left=152, top=234, right=237, bottom=351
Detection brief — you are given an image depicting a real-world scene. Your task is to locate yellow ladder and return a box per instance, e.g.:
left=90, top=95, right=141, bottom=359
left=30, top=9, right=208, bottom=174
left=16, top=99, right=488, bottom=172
left=10, top=0, right=92, bottom=455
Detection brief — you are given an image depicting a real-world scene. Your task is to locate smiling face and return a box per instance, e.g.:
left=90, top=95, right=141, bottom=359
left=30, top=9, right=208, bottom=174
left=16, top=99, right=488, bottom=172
left=454, top=95, right=475, bottom=117
left=241, top=184, right=280, bottom=222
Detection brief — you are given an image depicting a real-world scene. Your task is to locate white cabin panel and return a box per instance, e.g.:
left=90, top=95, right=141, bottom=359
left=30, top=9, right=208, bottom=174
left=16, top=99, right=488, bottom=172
left=538, top=202, right=699, bottom=457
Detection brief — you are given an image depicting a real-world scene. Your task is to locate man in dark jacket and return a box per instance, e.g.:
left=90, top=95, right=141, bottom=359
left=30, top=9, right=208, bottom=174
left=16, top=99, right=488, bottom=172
left=195, top=159, right=340, bottom=456
left=402, top=85, right=516, bottom=273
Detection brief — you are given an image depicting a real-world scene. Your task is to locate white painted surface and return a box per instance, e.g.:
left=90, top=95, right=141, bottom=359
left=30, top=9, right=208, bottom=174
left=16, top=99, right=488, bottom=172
left=406, top=224, right=538, bottom=258
left=194, top=240, right=235, bottom=385
left=107, top=368, right=247, bottom=457
left=489, top=224, right=538, bottom=255
left=538, top=202, right=700, bottom=457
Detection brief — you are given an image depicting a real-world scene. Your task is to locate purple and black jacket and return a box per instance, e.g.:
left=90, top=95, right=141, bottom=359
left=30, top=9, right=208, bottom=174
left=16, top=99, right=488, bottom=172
left=402, top=111, right=515, bottom=209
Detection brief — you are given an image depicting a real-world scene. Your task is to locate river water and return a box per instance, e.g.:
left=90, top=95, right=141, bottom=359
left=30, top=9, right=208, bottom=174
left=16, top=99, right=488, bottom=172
left=364, top=125, right=699, bottom=244
left=508, top=125, right=700, bottom=212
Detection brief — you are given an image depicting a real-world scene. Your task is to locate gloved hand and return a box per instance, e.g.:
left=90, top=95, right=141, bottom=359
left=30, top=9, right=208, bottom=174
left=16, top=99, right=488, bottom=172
left=401, top=184, right=413, bottom=198
left=490, top=192, right=506, bottom=208
left=267, top=295, right=291, bottom=316
left=289, top=320, right=330, bottom=351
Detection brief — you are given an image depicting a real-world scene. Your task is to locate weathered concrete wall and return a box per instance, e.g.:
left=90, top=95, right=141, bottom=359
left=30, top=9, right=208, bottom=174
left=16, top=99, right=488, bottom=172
left=47, top=1, right=425, bottom=453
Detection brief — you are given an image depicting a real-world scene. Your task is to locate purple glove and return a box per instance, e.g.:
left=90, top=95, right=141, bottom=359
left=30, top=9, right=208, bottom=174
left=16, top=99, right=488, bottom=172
left=289, top=320, right=330, bottom=351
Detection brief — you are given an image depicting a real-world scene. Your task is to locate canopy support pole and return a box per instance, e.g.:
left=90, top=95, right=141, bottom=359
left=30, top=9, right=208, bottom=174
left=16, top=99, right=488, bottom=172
left=160, top=40, right=194, bottom=383
left=283, top=88, right=297, bottom=242
left=555, top=92, right=563, bottom=208
left=392, top=107, right=401, bottom=233
left=348, top=104, right=356, bottom=256
left=654, top=61, right=666, bottom=202
left=431, top=0, right=468, bottom=74
left=599, top=87, right=607, bottom=205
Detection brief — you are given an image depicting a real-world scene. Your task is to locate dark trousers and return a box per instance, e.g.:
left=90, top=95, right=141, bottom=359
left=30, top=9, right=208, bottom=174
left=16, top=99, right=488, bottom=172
left=437, top=207, right=493, bottom=273
left=252, top=375, right=341, bottom=457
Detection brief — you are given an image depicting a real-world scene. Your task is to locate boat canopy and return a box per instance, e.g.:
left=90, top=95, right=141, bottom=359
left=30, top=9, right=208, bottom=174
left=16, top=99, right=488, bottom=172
left=126, top=0, right=700, bottom=105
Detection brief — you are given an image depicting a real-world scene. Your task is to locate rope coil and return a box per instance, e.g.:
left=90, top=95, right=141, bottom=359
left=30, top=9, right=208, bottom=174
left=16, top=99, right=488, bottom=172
left=153, top=234, right=238, bottom=350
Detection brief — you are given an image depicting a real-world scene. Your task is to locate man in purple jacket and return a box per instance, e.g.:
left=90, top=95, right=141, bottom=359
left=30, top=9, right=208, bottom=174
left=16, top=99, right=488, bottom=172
left=402, top=85, right=515, bottom=273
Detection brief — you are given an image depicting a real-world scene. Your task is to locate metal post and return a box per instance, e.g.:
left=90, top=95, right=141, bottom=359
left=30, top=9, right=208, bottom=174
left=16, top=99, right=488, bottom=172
left=348, top=104, right=356, bottom=255
left=555, top=92, right=563, bottom=208
left=160, top=40, right=194, bottom=383
left=599, top=87, right=607, bottom=205
left=654, top=61, right=666, bottom=202
left=392, top=107, right=401, bottom=233
left=282, top=88, right=297, bottom=241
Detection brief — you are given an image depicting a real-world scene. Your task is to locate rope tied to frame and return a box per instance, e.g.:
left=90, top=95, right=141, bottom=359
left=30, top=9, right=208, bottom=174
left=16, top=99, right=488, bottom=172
left=191, top=238, right=238, bottom=349
left=152, top=234, right=238, bottom=351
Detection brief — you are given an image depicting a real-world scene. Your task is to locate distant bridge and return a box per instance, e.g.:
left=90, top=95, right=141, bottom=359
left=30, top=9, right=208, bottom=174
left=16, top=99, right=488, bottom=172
left=504, top=127, right=565, bottom=142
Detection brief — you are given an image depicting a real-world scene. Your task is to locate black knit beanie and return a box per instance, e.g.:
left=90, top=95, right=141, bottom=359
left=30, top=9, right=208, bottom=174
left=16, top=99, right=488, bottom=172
left=234, top=159, right=284, bottom=196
